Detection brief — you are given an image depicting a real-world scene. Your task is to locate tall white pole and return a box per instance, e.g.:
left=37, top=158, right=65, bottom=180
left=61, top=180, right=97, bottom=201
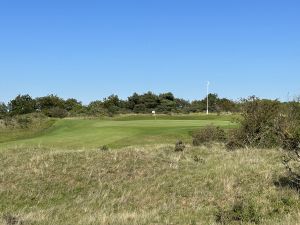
left=206, top=81, right=209, bottom=115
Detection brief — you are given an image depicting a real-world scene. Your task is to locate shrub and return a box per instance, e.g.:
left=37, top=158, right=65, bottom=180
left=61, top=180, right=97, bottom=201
left=225, top=129, right=245, bottom=150
left=192, top=125, right=226, bottom=146
left=225, top=96, right=294, bottom=150
left=0, top=102, right=8, bottom=119
left=174, top=140, right=185, bottom=152
left=46, top=107, right=68, bottom=118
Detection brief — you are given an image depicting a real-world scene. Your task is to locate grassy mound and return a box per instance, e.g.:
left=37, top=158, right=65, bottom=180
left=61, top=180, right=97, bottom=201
left=1, top=145, right=299, bottom=225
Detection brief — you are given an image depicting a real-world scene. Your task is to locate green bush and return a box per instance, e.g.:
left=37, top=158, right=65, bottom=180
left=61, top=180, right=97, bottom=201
left=226, top=96, right=293, bottom=150
left=46, top=107, right=68, bottom=118
left=192, top=125, right=226, bottom=146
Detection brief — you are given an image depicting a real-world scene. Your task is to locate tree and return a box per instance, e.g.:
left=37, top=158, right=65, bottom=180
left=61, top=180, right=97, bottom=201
left=9, top=94, right=36, bottom=115
left=159, top=92, right=175, bottom=101
left=140, top=92, right=159, bottom=111
left=206, top=93, right=219, bottom=112
left=127, top=93, right=140, bottom=110
left=36, top=94, right=65, bottom=111
left=103, top=95, right=121, bottom=115
left=87, top=100, right=106, bottom=115
left=190, top=100, right=206, bottom=112
left=175, top=98, right=190, bottom=113
left=36, top=95, right=67, bottom=117
left=218, top=98, right=237, bottom=112
left=64, top=98, right=83, bottom=112
left=0, top=102, right=8, bottom=118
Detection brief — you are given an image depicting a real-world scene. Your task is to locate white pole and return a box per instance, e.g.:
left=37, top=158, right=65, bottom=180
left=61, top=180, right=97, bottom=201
left=206, top=81, right=209, bottom=115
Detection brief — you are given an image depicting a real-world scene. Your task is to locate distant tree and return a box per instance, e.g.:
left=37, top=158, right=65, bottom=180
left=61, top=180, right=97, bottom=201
left=141, top=92, right=159, bottom=111
left=190, top=100, right=206, bottom=112
left=133, top=104, right=146, bottom=113
left=175, top=98, right=190, bottom=113
left=8, top=94, right=36, bottom=115
left=206, top=93, right=219, bottom=112
left=0, top=102, right=8, bottom=118
left=159, top=92, right=175, bottom=101
left=87, top=100, right=106, bottom=115
left=64, top=98, right=83, bottom=112
left=218, top=98, right=237, bottom=112
left=36, top=94, right=65, bottom=111
left=103, top=95, right=121, bottom=115
left=36, top=95, right=67, bottom=117
left=127, top=93, right=140, bottom=111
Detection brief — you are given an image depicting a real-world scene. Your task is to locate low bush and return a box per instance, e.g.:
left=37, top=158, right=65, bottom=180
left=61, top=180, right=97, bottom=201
left=225, top=129, right=245, bottom=150
left=99, top=145, right=109, bottom=151
left=192, top=125, right=226, bottom=146
left=174, top=140, right=185, bottom=151
left=46, top=107, right=68, bottom=118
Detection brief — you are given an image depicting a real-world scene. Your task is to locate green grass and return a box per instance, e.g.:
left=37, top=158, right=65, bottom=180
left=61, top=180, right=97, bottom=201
left=1, top=145, right=300, bottom=225
left=0, top=114, right=236, bottom=149
left=2, top=114, right=298, bottom=224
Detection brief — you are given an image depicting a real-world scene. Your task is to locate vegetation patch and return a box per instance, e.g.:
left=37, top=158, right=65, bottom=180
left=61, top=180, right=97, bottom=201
left=192, top=125, right=227, bottom=146
left=1, top=146, right=300, bottom=224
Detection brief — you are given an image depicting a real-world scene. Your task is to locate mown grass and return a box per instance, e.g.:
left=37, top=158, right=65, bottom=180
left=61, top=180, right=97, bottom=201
left=0, top=115, right=236, bottom=150
left=1, top=145, right=300, bottom=225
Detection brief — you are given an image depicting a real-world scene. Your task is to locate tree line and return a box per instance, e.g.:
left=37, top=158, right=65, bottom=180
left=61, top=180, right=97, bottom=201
left=0, top=92, right=253, bottom=118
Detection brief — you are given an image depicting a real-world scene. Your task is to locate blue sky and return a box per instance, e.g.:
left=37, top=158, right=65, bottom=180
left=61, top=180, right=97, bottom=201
left=0, top=0, right=299, bottom=104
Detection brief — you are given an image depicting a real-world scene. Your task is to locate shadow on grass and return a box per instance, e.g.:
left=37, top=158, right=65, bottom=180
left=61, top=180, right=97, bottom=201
left=274, top=176, right=300, bottom=192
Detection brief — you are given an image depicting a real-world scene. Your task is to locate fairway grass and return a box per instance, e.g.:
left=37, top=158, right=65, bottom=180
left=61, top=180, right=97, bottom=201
left=0, top=116, right=236, bottom=149
left=1, top=145, right=300, bottom=225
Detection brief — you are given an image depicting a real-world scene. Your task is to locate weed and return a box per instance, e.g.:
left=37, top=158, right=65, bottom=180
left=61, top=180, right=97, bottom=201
left=175, top=140, right=185, bottom=152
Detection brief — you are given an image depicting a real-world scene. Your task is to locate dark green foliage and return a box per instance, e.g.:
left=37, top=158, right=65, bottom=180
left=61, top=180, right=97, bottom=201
left=46, top=107, right=68, bottom=118
left=64, top=98, right=83, bottom=113
left=226, top=96, right=288, bottom=149
left=87, top=100, right=106, bottom=116
left=279, top=101, right=300, bottom=187
left=36, top=94, right=65, bottom=110
left=0, top=102, right=8, bottom=119
left=103, top=95, right=121, bottom=115
left=8, top=94, right=36, bottom=115
left=36, top=95, right=69, bottom=118
left=174, top=140, right=185, bottom=151
left=216, top=200, right=261, bottom=224
left=189, top=93, right=237, bottom=113
left=192, top=125, right=226, bottom=146
left=4, top=92, right=239, bottom=117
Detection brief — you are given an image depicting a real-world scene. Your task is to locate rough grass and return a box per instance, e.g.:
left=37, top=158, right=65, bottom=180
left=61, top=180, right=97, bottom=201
left=1, top=145, right=300, bottom=225
left=0, top=119, right=55, bottom=143
left=0, top=116, right=236, bottom=150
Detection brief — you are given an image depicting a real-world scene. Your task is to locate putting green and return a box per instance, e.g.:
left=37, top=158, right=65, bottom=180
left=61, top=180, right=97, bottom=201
left=0, top=118, right=236, bottom=149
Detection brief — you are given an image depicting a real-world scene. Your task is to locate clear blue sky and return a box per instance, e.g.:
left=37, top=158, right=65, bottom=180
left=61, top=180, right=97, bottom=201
left=0, top=0, right=299, bottom=104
